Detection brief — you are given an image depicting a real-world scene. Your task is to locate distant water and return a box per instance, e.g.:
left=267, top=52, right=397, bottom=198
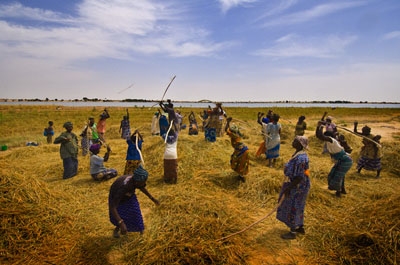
left=1, top=101, right=400, bottom=108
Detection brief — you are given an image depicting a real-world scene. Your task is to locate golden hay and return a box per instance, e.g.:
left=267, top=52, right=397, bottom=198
left=1, top=105, right=399, bottom=264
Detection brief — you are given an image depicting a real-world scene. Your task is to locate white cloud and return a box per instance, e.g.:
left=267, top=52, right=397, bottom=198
left=383, top=31, right=400, bottom=40
left=253, top=34, right=358, bottom=59
left=262, top=2, right=366, bottom=27
left=0, top=0, right=228, bottom=64
left=218, top=0, right=257, bottom=13
left=0, top=2, right=75, bottom=24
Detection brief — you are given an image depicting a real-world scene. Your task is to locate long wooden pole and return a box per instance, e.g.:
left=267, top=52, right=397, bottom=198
left=216, top=194, right=286, bottom=242
left=336, top=125, right=382, bottom=147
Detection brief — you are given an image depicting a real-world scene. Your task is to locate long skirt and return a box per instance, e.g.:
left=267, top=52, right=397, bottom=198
left=164, top=159, right=178, bottom=184
left=231, top=149, right=249, bottom=176
left=357, top=156, right=382, bottom=171
left=109, top=194, right=144, bottom=232
left=328, top=155, right=353, bottom=191
left=62, top=157, right=78, bottom=179
left=266, top=144, right=280, bottom=159
left=277, top=180, right=310, bottom=229
left=205, top=127, right=216, bottom=142
left=81, top=137, right=91, bottom=156
left=256, top=141, right=266, bottom=157
left=124, top=160, right=141, bottom=175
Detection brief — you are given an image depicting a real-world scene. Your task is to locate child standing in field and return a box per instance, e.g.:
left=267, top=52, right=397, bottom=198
left=97, top=109, right=110, bottom=143
left=44, top=121, right=54, bottom=144
left=124, top=130, right=144, bottom=175
left=80, top=117, right=93, bottom=156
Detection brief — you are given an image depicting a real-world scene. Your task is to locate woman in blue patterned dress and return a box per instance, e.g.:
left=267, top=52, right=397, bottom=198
left=277, top=136, right=310, bottom=240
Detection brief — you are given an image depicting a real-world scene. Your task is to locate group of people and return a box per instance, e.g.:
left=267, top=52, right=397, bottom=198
left=49, top=104, right=383, bottom=240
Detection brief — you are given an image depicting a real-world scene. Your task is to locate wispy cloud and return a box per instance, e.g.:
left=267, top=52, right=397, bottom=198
left=217, top=0, right=257, bottom=13
left=383, top=31, right=400, bottom=40
left=255, top=0, right=298, bottom=20
left=262, top=2, right=366, bottom=27
left=0, top=0, right=228, bottom=64
left=0, top=3, right=75, bottom=24
left=253, top=34, right=358, bottom=58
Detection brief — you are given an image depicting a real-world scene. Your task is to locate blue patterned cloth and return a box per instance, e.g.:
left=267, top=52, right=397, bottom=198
left=277, top=152, right=310, bottom=229
left=109, top=194, right=144, bottom=232
left=328, top=150, right=353, bottom=191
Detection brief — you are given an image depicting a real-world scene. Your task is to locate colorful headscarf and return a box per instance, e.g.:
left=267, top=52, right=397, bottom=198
left=89, top=143, right=101, bottom=153
left=230, top=124, right=243, bottom=137
left=133, top=165, right=148, bottom=182
left=295, top=135, right=309, bottom=149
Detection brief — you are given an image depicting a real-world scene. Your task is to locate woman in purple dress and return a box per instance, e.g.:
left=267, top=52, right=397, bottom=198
left=108, top=165, right=159, bottom=238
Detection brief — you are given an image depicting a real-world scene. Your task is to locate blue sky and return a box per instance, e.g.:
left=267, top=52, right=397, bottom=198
left=1, top=0, right=399, bottom=102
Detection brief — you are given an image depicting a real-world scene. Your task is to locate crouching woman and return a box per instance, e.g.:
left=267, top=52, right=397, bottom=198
left=108, top=165, right=160, bottom=238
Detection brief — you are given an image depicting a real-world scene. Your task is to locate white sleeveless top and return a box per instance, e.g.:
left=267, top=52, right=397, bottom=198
left=326, top=137, right=343, bottom=154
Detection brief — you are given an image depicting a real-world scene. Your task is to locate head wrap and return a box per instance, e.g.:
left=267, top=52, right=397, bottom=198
left=63, top=121, right=73, bottom=128
left=89, top=143, right=101, bottom=153
left=362, top=125, right=371, bottom=135
left=295, top=135, right=309, bottom=149
left=133, top=165, right=148, bottom=182
left=326, top=116, right=333, bottom=121
left=230, top=124, right=243, bottom=137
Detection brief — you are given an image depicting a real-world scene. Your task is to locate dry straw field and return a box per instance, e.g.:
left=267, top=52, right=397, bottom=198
left=1, top=104, right=399, bottom=265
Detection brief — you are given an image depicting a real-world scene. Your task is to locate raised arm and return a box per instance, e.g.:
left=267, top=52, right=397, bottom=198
left=316, top=121, right=333, bottom=142
left=225, top=117, right=232, bottom=132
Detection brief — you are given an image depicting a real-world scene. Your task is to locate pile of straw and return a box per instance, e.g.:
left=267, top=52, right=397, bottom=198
left=1, top=105, right=399, bottom=264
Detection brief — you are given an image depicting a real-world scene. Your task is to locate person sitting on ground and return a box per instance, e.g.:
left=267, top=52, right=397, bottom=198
left=353, top=122, right=382, bottom=178
left=108, top=165, right=160, bottom=238
left=89, top=143, right=118, bottom=181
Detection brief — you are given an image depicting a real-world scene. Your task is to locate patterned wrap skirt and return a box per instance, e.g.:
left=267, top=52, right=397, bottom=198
left=357, top=156, right=382, bottom=171
left=230, top=147, right=249, bottom=176
left=277, top=179, right=310, bottom=229
left=205, top=127, right=217, bottom=142
left=266, top=143, right=280, bottom=159
left=109, top=194, right=144, bottom=232
left=124, top=160, right=141, bottom=175
left=328, top=151, right=353, bottom=191
left=91, top=168, right=118, bottom=181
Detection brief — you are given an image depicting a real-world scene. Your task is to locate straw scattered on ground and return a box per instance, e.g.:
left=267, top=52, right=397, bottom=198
left=1, top=105, right=399, bottom=264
